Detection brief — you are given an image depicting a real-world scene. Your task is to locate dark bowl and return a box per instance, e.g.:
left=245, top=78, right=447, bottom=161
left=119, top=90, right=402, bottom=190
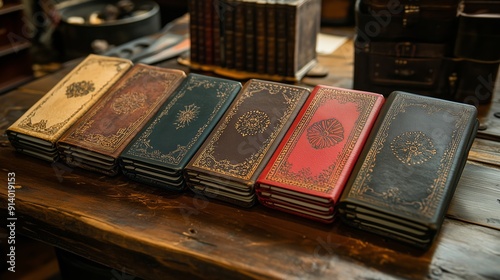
left=56, top=0, right=161, bottom=60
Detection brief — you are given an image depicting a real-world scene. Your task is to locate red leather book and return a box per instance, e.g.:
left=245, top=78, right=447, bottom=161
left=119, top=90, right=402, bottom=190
left=256, top=85, right=384, bottom=223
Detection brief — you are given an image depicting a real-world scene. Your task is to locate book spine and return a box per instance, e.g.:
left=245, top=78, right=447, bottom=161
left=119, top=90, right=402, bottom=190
left=275, top=0, right=287, bottom=76
left=286, top=2, right=297, bottom=77
left=266, top=0, right=277, bottom=75
left=204, top=0, right=215, bottom=65
left=234, top=1, right=246, bottom=70
left=213, top=0, right=222, bottom=66
left=244, top=1, right=256, bottom=72
left=188, top=0, right=199, bottom=63
left=197, top=0, right=206, bottom=65
left=255, top=1, right=267, bottom=74
left=224, top=0, right=236, bottom=69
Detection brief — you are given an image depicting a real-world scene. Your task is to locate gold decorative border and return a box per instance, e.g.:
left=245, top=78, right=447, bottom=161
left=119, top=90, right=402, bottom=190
left=265, top=87, right=378, bottom=193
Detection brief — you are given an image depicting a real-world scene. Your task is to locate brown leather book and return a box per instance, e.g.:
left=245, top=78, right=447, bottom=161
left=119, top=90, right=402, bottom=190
left=57, top=64, right=186, bottom=175
left=184, top=79, right=310, bottom=207
left=339, top=91, right=478, bottom=248
left=6, top=54, right=133, bottom=162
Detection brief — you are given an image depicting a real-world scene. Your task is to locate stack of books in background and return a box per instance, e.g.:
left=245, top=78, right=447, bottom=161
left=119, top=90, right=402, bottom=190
left=353, top=0, right=499, bottom=125
left=187, top=0, right=322, bottom=81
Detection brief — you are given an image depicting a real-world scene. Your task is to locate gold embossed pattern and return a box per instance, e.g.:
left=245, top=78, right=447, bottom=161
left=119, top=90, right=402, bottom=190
left=111, top=92, right=147, bottom=115
left=65, top=81, right=95, bottom=98
left=235, top=110, right=271, bottom=136
left=391, top=131, right=436, bottom=166
left=174, top=104, right=200, bottom=129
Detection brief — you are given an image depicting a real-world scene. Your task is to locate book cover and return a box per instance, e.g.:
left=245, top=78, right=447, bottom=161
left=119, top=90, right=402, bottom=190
left=119, top=73, right=242, bottom=191
left=57, top=64, right=186, bottom=175
left=6, top=54, right=133, bottom=162
left=339, top=91, right=478, bottom=248
left=185, top=79, right=310, bottom=207
left=257, top=86, right=384, bottom=223
left=196, top=0, right=206, bottom=64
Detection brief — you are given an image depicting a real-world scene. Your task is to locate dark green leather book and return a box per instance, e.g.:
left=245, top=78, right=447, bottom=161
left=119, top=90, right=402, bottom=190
left=184, top=79, right=311, bottom=207
left=338, top=91, right=478, bottom=249
left=119, top=74, right=242, bottom=191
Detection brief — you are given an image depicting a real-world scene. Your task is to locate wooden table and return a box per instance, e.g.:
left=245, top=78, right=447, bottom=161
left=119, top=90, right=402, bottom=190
left=1, top=33, right=500, bottom=279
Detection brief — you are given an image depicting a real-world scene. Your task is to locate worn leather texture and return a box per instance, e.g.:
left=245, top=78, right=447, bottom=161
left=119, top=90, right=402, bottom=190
left=339, top=91, right=478, bottom=248
left=7, top=55, right=133, bottom=144
left=58, top=64, right=186, bottom=174
left=256, top=85, right=384, bottom=223
left=6, top=55, right=133, bottom=162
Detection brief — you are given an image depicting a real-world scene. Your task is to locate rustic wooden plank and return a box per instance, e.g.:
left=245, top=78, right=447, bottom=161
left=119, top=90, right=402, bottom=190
left=469, top=138, right=500, bottom=166
left=448, top=161, right=500, bottom=230
left=1, top=147, right=499, bottom=279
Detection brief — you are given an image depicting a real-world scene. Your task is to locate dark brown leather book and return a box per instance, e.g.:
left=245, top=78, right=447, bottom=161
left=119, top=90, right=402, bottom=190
left=57, top=64, right=186, bottom=176
left=185, top=79, right=311, bottom=207
left=339, top=91, right=478, bottom=248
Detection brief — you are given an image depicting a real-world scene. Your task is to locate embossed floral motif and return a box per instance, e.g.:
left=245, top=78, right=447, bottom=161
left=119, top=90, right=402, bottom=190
left=235, top=110, right=271, bottom=136
left=65, top=81, right=95, bottom=98
left=307, top=118, right=344, bottom=149
left=111, top=92, right=147, bottom=115
left=174, top=104, right=200, bottom=129
left=391, top=131, right=437, bottom=166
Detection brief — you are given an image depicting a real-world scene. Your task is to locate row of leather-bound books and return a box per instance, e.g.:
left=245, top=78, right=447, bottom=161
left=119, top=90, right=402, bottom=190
left=7, top=55, right=478, bottom=249
left=187, top=0, right=321, bottom=81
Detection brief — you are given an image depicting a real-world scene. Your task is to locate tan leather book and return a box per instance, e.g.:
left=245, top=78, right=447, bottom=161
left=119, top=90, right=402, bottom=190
left=7, top=54, right=133, bottom=162
left=57, top=64, right=186, bottom=176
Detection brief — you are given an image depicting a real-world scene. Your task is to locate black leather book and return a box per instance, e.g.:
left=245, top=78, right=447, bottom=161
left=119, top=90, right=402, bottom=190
left=119, top=74, right=242, bottom=191
left=338, top=91, right=478, bottom=248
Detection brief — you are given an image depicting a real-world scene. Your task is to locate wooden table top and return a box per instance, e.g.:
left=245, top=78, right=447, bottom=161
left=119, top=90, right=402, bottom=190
left=1, top=32, right=500, bottom=279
